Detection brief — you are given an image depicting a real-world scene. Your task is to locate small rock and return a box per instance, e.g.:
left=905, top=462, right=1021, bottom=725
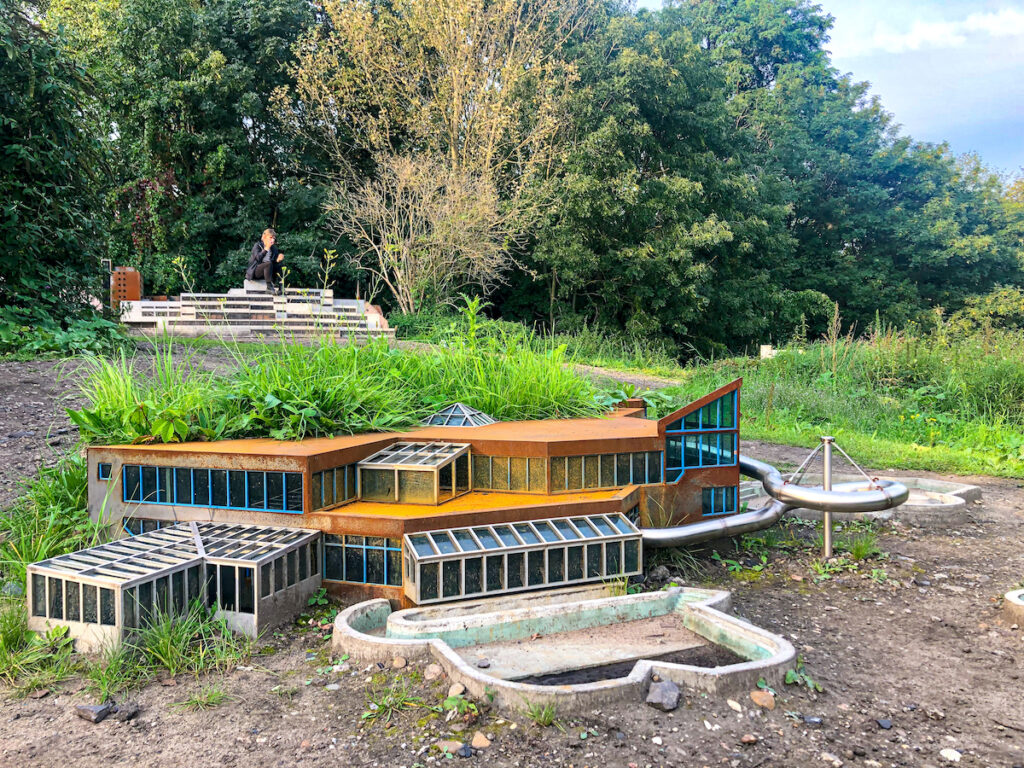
left=471, top=731, right=490, bottom=749
left=324, top=683, right=340, bottom=691
left=111, top=701, right=139, bottom=722
left=876, top=718, right=892, bottom=730
left=804, top=715, right=824, bottom=727
left=652, top=736, right=663, bottom=746
left=646, top=681, right=680, bottom=712
left=76, top=703, right=112, bottom=724
left=8, top=431, right=35, bottom=438
left=299, top=739, right=311, bottom=750
left=939, top=748, right=961, bottom=763
left=437, top=740, right=462, bottom=755
left=456, top=744, right=472, bottom=758
left=28, top=688, right=49, bottom=699
left=750, top=690, right=775, bottom=710
left=820, top=751, right=843, bottom=767
left=425, top=664, right=444, bottom=681
left=649, top=565, right=670, bottom=582
left=392, top=656, right=407, bottom=669
left=475, top=659, right=490, bottom=669
left=740, top=734, right=758, bottom=745
left=448, top=683, right=466, bottom=698
left=727, top=699, right=742, bottom=712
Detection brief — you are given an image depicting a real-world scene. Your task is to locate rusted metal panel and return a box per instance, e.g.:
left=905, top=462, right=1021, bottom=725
left=323, top=580, right=409, bottom=609
left=640, top=465, right=741, bottom=527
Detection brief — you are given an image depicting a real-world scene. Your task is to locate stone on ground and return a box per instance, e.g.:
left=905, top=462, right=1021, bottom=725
left=646, top=680, right=680, bottom=712
left=471, top=731, right=491, bottom=749
left=75, top=703, right=112, bottom=724
left=392, top=656, right=407, bottom=669
left=424, top=663, right=444, bottom=681
left=448, top=683, right=466, bottom=698
left=750, top=689, right=776, bottom=710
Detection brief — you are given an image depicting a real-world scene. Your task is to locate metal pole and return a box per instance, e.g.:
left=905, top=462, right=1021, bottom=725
left=822, top=436, right=834, bottom=558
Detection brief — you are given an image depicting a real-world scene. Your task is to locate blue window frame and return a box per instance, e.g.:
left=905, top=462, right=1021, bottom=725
left=701, top=486, right=738, bottom=516
left=122, top=464, right=303, bottom=514
left=665, top=391, right=738, bottom=481
left=97, top=462, right=112, bottom=481
left=323, top=535, right=402, bottom=586
left=312, top=464, right=358, bottom=510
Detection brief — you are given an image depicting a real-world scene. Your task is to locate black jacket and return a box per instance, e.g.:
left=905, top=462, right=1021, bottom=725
left=246, top=241, right=279, bottom=279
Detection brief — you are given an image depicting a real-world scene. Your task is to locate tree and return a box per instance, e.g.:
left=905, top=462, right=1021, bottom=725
left=277, top=0, right=600, bottom=310
left=0, top=0, right=107, bottom=324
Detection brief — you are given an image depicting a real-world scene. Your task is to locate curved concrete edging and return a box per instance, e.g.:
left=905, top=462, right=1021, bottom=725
left=333, top=587, right=795, bottom=714
left=1004, top=589, right=1024, bottom=624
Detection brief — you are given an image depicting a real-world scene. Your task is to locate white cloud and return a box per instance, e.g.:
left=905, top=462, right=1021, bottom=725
left=836, top=6, right=1024, bottom=57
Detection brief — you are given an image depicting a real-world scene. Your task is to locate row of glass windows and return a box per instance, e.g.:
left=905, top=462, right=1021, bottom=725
left=31, top=575, right=116, bottom=626
left=324, top=535, right=402, bottom=586
left=259, top=543, right=319, bottom=599
left=123, top=517, right=166, bottom=536
left=666, top=432, right=737, bottom=470
left=122, top=465, right=303, bottom=513
left=123, top=564, right=208, bottom=627
left=472, top=455, right=546, bottom=492
left=702, top=485, right=739, bottom=516
left=311, top=464, right=358, bottom=511
left=410, top=540, right=641, bottom=602
left=360, top=456, right=470, bottom=505
left=551, top=452, right=662, bottom=492
left=665, top=390, right=736, bottom=432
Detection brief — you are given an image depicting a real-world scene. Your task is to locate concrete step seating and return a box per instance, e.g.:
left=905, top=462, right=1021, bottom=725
left=119, top=281, right=393, bottom=340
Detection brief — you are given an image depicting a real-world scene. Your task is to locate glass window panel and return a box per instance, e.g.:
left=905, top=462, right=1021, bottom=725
left=387, top=549, right=402, bottom=586
left=599, top=455, right=615, bottom=487
left=610, top=515, right=633, bottom=534
left=156, top=575, right=170, bottom=614
left=684, top=435, right=700, bottom=467
left=438, top=463, right=453, bottom=500
left=701, top=402, right=718, bottom=429
left=721, top=433, right=735, bottom=464
left=48, top=578, right=63, bottom=619
left=700, top=433, right=719, bottom=466
left=124, top=465, right=142, bottom=501
left=345, top=546, right=364, bottom=583
left=507, top=553, right=525, bottom=589
left=572, top=518, right=599, bottom=538
left=567, top=545, right=584, bottom=581
left=591, top=516, right=615, bottom=536
left=347, top=535, right=366, bottom=546
left=299, top=546, right=309, bottom=581
left=473, top=528, right=501, bottom=549
left=624, top=540, right=640, bottom=573
left=311, top=541, right=319, bottom=577
left=512, top=524, right=540, bottom=545
left=553, top=520, right=579, bottom=540
left=31, top=574, right=46, bottom=617
left=219, top=565, right=236, bottom=610
left=509, top=457, right=528, bottom=492
left=702, top=487, right=714, bottom=515
left=325, top=469, right=337, bottom=507
left=566, top=456, right=583, bottom=490
left=193, top=469, right=210, bottom=506
left=228, top=470, right=246, bottom=509
left=551, top=457, right=566, bottom=491
left=442, top=561, right=461, bottom=598
left=537, top=522, right=560, bottom=542
left=494, top=526, right=518, bottom=546
left=142, top=519, right=158, bottom=533
left=586, top=543, right=602, bottom=577
left=490, top=457, right=510, bottom=491
left=666, top=418, right=682, bottom=432
left=720, top=392, right=735, bottom=427
left=360, top=468, right=395, bottom=502
left=684, top=410, right=700, bottom=430
left=472, top=454, right=491, bottom=489
left=667, top=436, right=682, bottom=469
left=239, top=567, right=255, bottom=613
left=399, top=470, right=436, bottom=504
left=453, top=530, right=479, bottom=551
left=647, top=452, right=662, bottom=483
left=287, top=550, right=297, bottom=586
left=311, top=472, right=322, bottom=509
left=409, top=535, right=434, bottom=557
left=261, top=563, right=272, bottom=597
left=286, top=473, right=304, bottom=511
left=206, top=564, right=219, bottom=607
left=345, top=466, right=357, bottom=500
left=547, top=548, right=565, bottom=582
left=528, top=457, right=546, bottom=492
left=247, top=472, right=266, bottom=509
left=583, top=455, right=599, bottom=488
left=267, top=472, right=285, bottom=510
left=325, top=545, right=344, bottom=580
left=527, top=551, right=545, bottom=586
left=211, top=469, right=228, bottom=507
left=455, top=455, right=470, bottom=492
left=485, top=555, right=504, bottom=591
left=366, top=548, right=385, bottom=584
left=615, top=453, right=630, bottom=484
left=157, top=467, right=172, bottom=503
left=631, top=453, right=646, bottom=484
left=134, top=582, right=148, bottom=624
left=174, top=468, right=192, bottom=505
left=124, top=588, right=137, bottom=628
left=464, top=557, right=483, bottom=594
left=420, top=562, right=439, bottom=601
left=100, top=588, right=115, bottom=626
left=605, top=542, right=622, bottom=575
left=65, top=581, right=80, bottom=622
left=188, top=565, right=201, bottom=605
left=725, top=486, right=737, bottom=513
left=141, top=466, right=157, bottom=502
left=430, top=532, right=457, bottom=554
left=172, top=570, right=185, bottom=614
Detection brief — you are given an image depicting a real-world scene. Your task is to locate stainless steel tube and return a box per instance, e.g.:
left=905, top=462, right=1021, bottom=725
left=642, top=453, right=910, bottom=548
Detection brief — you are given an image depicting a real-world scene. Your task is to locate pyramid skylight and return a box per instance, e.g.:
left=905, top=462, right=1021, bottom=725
left=423, top=403, right=497, bottom=427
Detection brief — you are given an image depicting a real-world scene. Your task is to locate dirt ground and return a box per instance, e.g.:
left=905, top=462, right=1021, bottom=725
left=1, top=357, right=1023, bottom=768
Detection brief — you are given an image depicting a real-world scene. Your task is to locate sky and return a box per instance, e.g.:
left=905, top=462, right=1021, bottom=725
left=635, top=0, right=1024, bottom=174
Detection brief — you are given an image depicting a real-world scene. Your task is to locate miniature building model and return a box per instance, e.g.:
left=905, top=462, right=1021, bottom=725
left=32, top=379, right=741, bottom=646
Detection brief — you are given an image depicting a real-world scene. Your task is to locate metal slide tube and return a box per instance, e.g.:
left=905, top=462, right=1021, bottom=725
left=642, top=454, right=910, bottom=549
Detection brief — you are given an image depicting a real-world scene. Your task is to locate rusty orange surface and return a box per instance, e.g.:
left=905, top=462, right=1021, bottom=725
left=101, top=434, right=396, bottom=458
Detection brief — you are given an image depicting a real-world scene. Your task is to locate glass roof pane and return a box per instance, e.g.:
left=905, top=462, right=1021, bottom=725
left=572, top=518, right=600, bottom=538
left=553, top=520, right=580, bottom=540
left=537, top=522, right=560, bottom=542
left=473, top=528, right=501, bottom=549
left=421, top=403, right=497, bottom=427
left=430, top=532, right=458, bottom=555
left=610, top=515, right=634, bottom=534
left=410, top=535, right=434, bottom=557
left=494, top=526, right=519, bottom=546
left=452, top=530, right=479, bottom=552
left=362, top=442, right=469, bottom=469
left=591, top=517, right=616, bottom=536
left=513, top=523, right=541, bottom=545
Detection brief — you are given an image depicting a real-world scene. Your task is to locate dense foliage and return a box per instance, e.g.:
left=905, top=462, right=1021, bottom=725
left=4, top=0, right=1023, bottom=356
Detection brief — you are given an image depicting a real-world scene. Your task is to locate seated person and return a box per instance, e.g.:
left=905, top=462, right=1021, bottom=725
left=246, top=228, right=284, bottom=294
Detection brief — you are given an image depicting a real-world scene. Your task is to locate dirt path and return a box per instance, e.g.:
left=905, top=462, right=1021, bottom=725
left=2, top=355, right=1024, bottom=766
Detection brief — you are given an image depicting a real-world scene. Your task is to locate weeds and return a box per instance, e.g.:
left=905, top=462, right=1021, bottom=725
left=0, top=601, right=77, bottom=695
left=136, top=603, right=251, bottom=677
left=523, top=700, right=562, bottom=729
left=785, top=656, right=823, bottom=692
left=362, top=678, right=424, bottom=726
left=171, top=683, right=229, bottom=711
left=84, top=643, right=150, bottom=702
